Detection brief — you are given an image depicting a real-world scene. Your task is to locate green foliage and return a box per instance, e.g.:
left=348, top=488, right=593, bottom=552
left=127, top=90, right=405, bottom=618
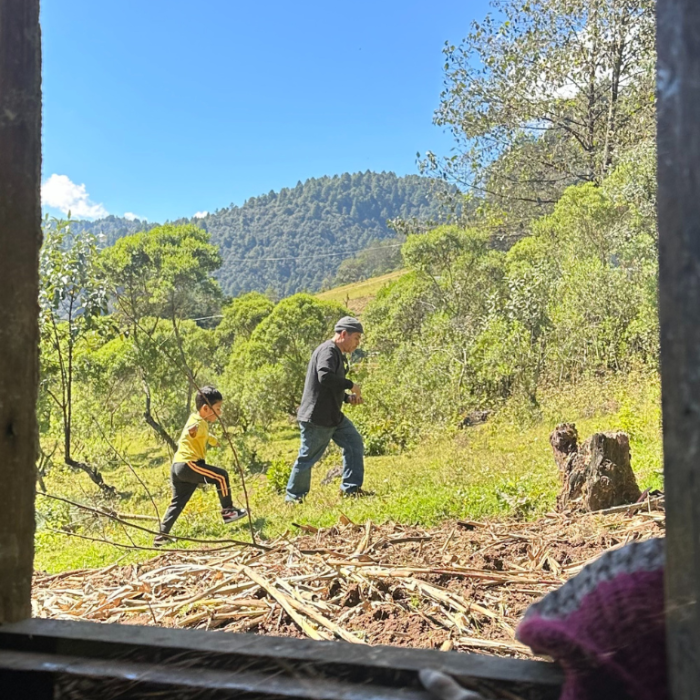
left=224, top=294, right=350, bottom=424
left=75, top=172, right=447, bottom=298
left=332, top=237, right=405, bottom=287
left=40, top=219, right=109, bottom=332
left=350, top=405, right=417, bottom=456
left=93, top=225, right=225, bottom=449
left=266, top=457, right=292, bottom=494
left=214, top=292, right=274, bottom=366
left=39, top=219, right=110, bottom=462
left=100, top=223, right=223, bottom=322
left=602, top=141, right=658, bottom=235
left=362, top=272, right=434, bottom=353
left=468, top=317, right=535, bottom=401
left=425, top=0, right=655, bottom=228
left=204, top=171, right=448, bottom=296
left=82, top=319, right=218, bottom=441
left=360, top=155, right=659, bottom=445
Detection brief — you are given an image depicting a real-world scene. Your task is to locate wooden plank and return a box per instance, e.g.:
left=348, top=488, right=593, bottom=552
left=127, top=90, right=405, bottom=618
left=0, top=0, right=42, bottom=624
left=0, top=668, right=52, bottom=700
left=657, top=0, right=700, bottom=696
left=0, top=650, right=431, bottom=700
left=0, top=618, right=564, bottom=687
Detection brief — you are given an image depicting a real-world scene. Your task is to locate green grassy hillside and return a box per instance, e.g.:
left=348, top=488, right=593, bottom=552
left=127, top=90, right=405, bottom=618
left=316, top=269, right=405, bottom=315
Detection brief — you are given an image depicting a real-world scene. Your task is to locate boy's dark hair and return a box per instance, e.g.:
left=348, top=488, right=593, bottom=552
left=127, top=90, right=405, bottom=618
left=195, top=386, right=223, bottom=410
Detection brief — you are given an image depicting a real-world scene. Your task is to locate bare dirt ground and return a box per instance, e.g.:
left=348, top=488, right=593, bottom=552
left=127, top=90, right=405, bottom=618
left=33, top=503, right=663, bottom=658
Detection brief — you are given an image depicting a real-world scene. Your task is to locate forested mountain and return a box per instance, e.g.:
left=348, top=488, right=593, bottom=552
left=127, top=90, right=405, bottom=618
left=200, top=171, right=447, bottom=297
left=71, top=172, right=447, bottom=298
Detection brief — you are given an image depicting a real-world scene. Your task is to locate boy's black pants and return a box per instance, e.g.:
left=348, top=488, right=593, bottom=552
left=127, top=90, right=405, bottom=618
left=160, top=460, right=232, bottom=535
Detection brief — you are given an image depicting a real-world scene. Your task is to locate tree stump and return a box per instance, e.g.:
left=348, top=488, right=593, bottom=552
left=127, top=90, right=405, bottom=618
left=549, top=423, right=579, bottom=471
left=550, top=428, right=641, bottom=511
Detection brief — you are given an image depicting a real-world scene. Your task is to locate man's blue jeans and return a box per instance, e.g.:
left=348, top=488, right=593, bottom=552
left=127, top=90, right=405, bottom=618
left=286, top=416, right=364, bottom=501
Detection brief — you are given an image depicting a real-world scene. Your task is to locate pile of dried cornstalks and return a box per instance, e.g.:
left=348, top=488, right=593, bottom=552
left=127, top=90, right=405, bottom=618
left=33, top=500, right=663, bottom=657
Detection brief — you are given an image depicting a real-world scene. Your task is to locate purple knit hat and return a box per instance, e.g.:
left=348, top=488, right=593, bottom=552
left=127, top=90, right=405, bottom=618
left=516, top=538, right=666, bottom=700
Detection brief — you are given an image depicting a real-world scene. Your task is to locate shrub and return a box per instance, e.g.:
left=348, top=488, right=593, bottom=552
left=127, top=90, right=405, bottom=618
left=266, top=457, right=292, bottom=494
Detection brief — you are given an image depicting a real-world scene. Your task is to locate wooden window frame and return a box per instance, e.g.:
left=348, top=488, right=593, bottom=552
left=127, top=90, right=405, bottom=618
left=1, top=0, right=698, bottom=696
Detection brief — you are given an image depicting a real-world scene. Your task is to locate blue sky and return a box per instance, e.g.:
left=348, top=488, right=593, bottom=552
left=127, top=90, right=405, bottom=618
left=41, top=0, right=488, bottom=223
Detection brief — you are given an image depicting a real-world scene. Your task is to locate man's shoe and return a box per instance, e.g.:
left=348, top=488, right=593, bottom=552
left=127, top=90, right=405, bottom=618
left=153, top=534, right=171, bottom=547
left=222, top=507, right=247, bottom=524
left=341, top=488, right=375, bottom=498
left=285, top=496, right=305, bottom=506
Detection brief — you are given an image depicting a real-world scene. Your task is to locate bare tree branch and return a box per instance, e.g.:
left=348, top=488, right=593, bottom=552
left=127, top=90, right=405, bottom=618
left=38, top=492, right=271, bottom=551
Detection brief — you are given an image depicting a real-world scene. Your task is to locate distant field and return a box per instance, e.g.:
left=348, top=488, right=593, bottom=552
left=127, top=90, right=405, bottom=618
left=316, top=270, right=405, bottom=314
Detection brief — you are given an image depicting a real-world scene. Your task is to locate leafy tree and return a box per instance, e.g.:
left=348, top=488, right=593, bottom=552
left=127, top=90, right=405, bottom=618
left=100, top=223, right=223, bottom=323
left=216, top=292, right=274, bottom=347
left=213, top=292, right=274, bottom=373
left=359, top=227, right=508, bottom=448
left=224, top=294, right=349, bottom=425
left=468, top=317, right=536, bottom=401
left=361, top=148, right=659, bottom=448
left=602, top=140, right=657, bottom=241
left=363, top=272, right=436, bottom=354
left=39, top=219, right=114, bottom=493
left=100, top=224, right=223, bottom=446
left=401, top=225, right=505, bottom=328
left=81, top=319, right=218, bottom=450
left=532, top=179, right=658, bottom=376
left=424, top=0, right=655, bottom=225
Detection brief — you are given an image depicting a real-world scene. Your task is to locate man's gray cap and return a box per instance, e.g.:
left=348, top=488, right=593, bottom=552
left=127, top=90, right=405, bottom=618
left=334, top=316, right=364, bottom=334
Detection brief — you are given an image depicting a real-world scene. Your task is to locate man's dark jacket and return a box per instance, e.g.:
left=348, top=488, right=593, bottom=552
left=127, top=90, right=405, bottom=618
left=297, top=340, right=353, bottom=427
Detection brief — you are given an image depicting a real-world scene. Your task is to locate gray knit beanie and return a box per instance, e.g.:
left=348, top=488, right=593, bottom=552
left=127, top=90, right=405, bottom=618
left=334, top=316, right=364, bottom=334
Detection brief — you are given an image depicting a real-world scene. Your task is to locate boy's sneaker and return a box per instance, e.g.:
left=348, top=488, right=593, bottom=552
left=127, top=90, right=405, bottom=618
left=153, top=534, right=171, bottom=547
left=341, top=488, right=375, bottom=499
left=222, top=507, right=247, bottom=524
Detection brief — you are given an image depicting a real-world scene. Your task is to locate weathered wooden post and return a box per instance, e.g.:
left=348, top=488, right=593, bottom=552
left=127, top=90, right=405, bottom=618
left=657, top=0, right=700, bottom=696
left=0, top=0, right=42, bottom=623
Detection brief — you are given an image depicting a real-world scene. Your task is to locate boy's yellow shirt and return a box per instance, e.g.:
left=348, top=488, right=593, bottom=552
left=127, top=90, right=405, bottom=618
left=173, top=412, right=219, bottom=463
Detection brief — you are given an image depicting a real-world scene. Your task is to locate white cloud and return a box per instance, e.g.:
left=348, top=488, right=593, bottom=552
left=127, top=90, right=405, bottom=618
left=41, top=174, right=108, bottom=219
left=193, top=211, right=208, bottom=219
left=124, top=212, right=146, bottom=221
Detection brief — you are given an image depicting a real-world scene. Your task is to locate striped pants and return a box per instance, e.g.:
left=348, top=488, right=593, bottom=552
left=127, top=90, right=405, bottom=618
left=160, top=460, right=232, bottom=534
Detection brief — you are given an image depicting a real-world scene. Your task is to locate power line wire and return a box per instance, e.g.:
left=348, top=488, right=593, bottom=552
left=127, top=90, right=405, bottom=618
left=223, top=242, right=403, bottom=263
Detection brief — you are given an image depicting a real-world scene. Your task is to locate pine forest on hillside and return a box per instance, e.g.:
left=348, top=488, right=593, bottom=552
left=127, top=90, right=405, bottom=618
left=203, top=171, right=449, bottom=296
left=73, top=171, right=449, bottom=297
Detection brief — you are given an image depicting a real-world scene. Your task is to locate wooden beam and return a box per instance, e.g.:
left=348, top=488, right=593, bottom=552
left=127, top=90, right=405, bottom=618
left=0, top=0, right=42, bottom=623
left=0, top=618, right=563, bottom=699
left=657, top=0, right=700, bottom=696
left=0, top=618, right=564, bottom=687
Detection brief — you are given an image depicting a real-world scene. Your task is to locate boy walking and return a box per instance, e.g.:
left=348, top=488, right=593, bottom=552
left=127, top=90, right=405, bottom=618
left=154, top=386, right=246, bottom=546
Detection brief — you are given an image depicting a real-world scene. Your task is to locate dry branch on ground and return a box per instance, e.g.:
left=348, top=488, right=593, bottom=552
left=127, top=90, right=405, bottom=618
left=33, top=503, right=664, bottom=657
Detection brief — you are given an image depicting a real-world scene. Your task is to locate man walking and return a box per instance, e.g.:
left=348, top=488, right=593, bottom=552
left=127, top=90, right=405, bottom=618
left=286, top=316, right=370, bottom=502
